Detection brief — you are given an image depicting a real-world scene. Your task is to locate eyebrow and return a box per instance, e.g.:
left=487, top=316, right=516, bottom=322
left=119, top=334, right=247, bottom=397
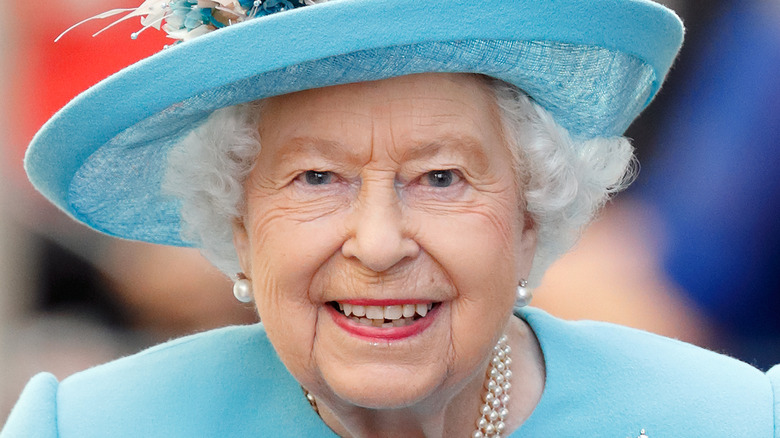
left=402, top=135, right=491, bottom=173
left=273, top=137, right=366, bottom=165
left=273, top=134, right=492, bottom=172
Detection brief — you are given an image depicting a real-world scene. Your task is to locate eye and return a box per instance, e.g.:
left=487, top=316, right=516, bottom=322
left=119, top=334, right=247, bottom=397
left=299, top=170, right=334, bottom=185
left=423, top=170, right=460, bottom=188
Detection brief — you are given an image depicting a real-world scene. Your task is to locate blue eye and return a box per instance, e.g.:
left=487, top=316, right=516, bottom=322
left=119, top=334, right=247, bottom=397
left=302, top=170, right=333, bottom=185
left=425, top=170, right=457, bottom=188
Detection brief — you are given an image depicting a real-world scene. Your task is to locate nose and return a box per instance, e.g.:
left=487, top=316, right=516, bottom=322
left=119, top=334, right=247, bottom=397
left=341, top=179, right=419, bottom=272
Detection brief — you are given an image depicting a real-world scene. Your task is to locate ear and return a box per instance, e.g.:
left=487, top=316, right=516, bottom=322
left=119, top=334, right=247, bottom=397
left=232, top=218, right=252, bottom=275
left=516, top=216, right=538, bottom=277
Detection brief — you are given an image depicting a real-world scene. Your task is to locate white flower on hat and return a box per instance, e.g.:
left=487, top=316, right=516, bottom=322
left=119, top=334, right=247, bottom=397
left=56, top=0, right=332, bottom=44
left=140, top=1, right=169, bottom=30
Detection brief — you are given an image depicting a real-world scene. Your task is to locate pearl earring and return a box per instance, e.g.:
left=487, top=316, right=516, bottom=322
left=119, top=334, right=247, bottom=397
left=233, top=273, right=253, bottom=303
left=516, top=279, right=532, bottom=307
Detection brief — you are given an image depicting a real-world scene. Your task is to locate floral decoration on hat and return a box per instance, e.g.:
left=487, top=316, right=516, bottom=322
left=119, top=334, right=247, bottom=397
left=57, top=0, right=331, bottom=44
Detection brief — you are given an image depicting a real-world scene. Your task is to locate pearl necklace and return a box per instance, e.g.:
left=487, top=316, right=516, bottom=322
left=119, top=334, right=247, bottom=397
left=303, top=334, right=512, bottom=438
left=474, top=334, right=512, bottom=438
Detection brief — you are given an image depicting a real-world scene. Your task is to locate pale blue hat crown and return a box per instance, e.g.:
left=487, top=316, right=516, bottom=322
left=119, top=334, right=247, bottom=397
left=25, top=0, right=684, bottom=246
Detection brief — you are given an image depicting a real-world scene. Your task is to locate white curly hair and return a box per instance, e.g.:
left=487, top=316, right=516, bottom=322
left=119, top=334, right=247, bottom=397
left=162, top=76, right=635, bottom=288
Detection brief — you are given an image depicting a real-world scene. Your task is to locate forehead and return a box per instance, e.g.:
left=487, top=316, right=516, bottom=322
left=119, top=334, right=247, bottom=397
left=257, top=73, right=507, bottom=162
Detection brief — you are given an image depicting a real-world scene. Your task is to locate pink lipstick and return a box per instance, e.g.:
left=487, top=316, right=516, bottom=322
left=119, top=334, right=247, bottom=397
left=326, top=301, right=440, bottom=341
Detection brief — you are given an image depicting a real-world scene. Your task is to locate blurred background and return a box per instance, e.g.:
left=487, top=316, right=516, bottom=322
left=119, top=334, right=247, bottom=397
left=1, top=0, right=779, bottom=424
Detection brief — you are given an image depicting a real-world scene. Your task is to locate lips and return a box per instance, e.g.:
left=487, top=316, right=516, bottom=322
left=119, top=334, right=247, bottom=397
left=333, top=302, right=435, bottom=328
left=326, top=300, right=441, bottom=340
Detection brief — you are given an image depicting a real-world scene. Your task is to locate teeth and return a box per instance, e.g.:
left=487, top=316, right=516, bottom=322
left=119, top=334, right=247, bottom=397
left=384, top=305, right=403, bottom=320
left=365, top=306, right=384, bottom=319
left=337, top=302, right=436, bottom=325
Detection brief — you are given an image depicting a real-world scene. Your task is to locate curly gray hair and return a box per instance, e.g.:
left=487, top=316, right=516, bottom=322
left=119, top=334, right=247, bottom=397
left=162, top=77, right=635, bottom=288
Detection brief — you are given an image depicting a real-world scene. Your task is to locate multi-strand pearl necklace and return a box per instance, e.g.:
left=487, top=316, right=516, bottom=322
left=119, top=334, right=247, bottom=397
left=473, top=334, right=512, bottom=438
left=303, top=334, right=512, bottom=438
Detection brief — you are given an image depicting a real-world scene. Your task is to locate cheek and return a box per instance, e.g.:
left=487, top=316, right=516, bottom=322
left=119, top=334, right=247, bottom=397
left=402, top=198, right=520, bottom=383
left=415, top=194, right=521, bottom=279
left=413, top=193, right=521, bottom=327
left=243, top=200, right=350, bottom=378
left=244, top=190, right=350, bottom=295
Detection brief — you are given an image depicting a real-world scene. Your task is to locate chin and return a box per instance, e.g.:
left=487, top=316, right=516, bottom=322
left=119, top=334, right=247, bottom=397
left=321, top=364, right=449, bottom=409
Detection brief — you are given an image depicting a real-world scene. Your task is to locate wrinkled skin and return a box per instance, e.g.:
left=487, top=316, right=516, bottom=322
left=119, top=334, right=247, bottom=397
left=233, top=73, right=543, bottom=437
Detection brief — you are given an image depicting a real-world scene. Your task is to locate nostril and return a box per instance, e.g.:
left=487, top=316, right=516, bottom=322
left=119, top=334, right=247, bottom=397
left=341, top=234, right=417, bottom=272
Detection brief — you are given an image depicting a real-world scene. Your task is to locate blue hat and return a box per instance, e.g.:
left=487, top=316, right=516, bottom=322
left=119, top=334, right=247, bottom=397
left=25, top=0, right=683, bottom=247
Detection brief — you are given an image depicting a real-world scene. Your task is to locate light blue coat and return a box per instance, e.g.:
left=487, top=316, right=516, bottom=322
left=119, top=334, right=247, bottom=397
left=3, top=308, right=779, bottom=437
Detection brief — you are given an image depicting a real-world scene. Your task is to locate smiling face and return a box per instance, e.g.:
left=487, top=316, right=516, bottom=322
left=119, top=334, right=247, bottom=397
left=233, top=73, right=536, bottom=411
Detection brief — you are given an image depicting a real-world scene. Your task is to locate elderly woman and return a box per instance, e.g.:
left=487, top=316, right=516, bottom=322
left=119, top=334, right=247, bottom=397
left=3, top=0, right=779, bottom=436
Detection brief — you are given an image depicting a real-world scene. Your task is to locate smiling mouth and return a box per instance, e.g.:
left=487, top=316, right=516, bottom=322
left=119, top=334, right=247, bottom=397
left=329, top=302, right=440, bottom=328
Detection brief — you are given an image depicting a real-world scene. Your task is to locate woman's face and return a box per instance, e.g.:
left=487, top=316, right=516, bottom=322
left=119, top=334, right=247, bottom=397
left=233, top=73, right=536, bottom=409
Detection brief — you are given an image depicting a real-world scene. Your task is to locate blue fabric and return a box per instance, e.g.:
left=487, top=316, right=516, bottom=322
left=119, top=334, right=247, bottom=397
left=769, top=365, right=780, bottom=434
left=2, top=325, right=334, bottom=437
left=2, top=308, right=776, bottom=437
left=24, top=0, right=683, bottom=247
left=1, top=373, right=58, bottom=438
left=515, top=308, right=775, bottom=437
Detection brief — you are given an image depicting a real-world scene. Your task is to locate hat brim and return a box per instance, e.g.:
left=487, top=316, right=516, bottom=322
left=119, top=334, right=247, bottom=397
left=25, top=0, right=683, bottom=246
